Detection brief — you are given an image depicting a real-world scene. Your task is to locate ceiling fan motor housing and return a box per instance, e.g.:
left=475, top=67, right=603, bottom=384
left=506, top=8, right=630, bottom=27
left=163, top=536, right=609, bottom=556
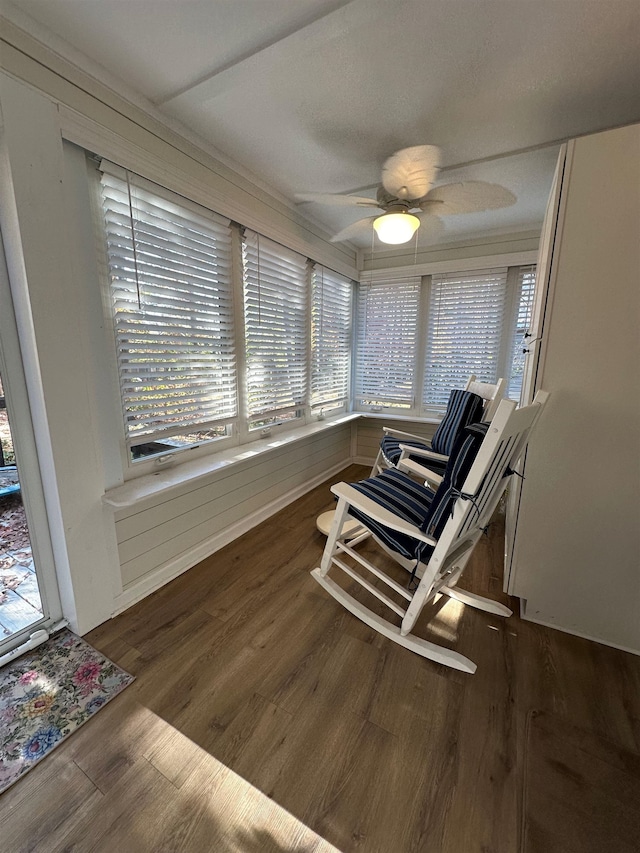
left=378, top=186, right=423, bottom=210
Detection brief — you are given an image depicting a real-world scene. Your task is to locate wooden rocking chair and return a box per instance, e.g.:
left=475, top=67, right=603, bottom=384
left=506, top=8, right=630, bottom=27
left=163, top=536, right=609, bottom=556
left=312, top=391, right=548, bottom=673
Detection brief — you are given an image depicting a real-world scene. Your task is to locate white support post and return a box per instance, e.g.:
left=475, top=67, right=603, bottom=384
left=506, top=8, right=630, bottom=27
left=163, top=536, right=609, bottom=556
left=318, top=497, right=351, bottom=576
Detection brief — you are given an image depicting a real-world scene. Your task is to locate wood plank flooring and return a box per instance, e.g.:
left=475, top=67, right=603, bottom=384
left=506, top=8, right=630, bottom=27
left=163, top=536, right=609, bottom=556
left=1, top=464, right=639, bottom=852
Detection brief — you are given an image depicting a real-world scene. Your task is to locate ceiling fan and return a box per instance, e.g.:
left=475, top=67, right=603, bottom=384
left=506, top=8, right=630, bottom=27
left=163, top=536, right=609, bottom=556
left=296, top=145, right=516, bottom=244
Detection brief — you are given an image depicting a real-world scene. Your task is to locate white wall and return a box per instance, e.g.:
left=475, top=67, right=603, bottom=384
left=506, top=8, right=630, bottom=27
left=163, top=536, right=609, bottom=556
left=0, top=74, right=119, bottom=632
left=511, top=124, right=640, bottom=653
left=0, top=24, right=357, bottom=633
left=360, top=229, right=541, bottom=273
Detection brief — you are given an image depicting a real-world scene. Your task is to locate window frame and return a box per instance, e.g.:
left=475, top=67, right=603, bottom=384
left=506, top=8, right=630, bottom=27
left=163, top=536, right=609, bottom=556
left=309, top=263, right=354, bottom=419
left=98, top=161, right=240, bottom=465
left=241, top=228, right=310, bottom=435
left=354, top=262, right=537, bottom=417
left=92, top=151, right=535, bottom=478
left=506, top=264, right=537, bottom=403
left=354, top=275, right=421, bottom=412
left=422, top=266, right=511, bottom=414
left=95, top=156, right=357, bottom=473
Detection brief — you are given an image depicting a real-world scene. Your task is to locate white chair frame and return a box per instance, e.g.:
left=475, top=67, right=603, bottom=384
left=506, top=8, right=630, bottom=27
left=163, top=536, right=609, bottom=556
left=371, top=375, right=507, bottom=476
left=312, top=392, right=548, bottom=673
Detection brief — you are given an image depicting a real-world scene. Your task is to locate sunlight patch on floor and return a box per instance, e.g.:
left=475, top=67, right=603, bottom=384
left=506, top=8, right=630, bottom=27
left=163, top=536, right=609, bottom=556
left=424, top=596, right=465, bottom=641
left=121, top=703, right=343, bottom=853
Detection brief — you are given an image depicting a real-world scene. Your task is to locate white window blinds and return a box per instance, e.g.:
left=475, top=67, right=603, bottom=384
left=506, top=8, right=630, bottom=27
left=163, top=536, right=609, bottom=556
left=355, top=277, right=420, bottom=408
left=508, top=265, right=537, bottom=400
left=100, top=163, right=236, bottom=446
left=311, top=265, right=353, bottom=412
left=423, top=268, right=508, bottom=408
left=242, top=230, right=308, bottom=422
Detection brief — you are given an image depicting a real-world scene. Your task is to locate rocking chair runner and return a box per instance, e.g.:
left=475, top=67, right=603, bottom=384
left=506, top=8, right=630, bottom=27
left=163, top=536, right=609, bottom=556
left=372, top=376, right=507, bottom=479
left=312, top=391, right=549, bottom=673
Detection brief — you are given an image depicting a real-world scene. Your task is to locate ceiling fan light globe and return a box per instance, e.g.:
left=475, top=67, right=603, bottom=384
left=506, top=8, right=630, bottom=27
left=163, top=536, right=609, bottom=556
left=373, top=212, right=420, bottom=244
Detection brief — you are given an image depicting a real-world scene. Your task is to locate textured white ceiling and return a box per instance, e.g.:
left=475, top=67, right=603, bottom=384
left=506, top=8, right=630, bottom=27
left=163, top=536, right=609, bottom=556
left=4, top=0, right=640, bottom=248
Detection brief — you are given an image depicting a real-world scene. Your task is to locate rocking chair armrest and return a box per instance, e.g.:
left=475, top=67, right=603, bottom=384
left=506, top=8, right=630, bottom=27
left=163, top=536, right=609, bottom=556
left=397, top=458, right=444, bottom=487
left=398, top=444, right=449, bottom=463
left=382, top=426, right=432, bottom=442
left=330, top=482, right=437, bottom=547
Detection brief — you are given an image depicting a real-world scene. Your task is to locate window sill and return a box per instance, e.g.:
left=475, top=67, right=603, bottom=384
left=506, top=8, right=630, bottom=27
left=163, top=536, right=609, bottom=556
left=102, top=413, right=361, bottom=509
left=358, top=411, right=441, bottom=425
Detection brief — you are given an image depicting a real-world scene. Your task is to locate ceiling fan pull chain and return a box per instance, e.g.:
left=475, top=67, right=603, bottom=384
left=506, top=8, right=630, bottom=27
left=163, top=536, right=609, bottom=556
left=257, top=232, right=261, bottom=325
left=125, top=170, right=143, bottom=312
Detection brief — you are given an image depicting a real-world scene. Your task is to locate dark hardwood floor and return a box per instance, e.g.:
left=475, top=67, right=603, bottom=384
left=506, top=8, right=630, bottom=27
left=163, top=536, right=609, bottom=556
left=2, top=464, right=639, bottom=852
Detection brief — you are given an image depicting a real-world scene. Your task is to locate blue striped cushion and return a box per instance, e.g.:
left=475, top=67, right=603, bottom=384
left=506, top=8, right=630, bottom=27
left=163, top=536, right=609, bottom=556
left=430, top=389, right=485, bottom=456
left=380, top=436, right=432, bottom=466
left=380, top=389, right=484, bottom=468
left=424, top=422, right=490, bottom=540
left=411, top=457, right=447, bottom=478
left=380, top=435, right=449, bottom=476
left=348, top=422, right=490, bottom=564
left=349, top=468, right=437, bottom=561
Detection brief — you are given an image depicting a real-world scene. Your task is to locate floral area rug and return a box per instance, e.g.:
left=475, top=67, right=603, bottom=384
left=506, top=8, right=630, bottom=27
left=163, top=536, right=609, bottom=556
left=0, top=628, right=134, bottom=793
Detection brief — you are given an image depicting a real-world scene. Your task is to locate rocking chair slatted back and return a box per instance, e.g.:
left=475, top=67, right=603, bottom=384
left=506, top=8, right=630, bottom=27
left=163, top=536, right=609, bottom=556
left=466, top=376, right=507, bottom=421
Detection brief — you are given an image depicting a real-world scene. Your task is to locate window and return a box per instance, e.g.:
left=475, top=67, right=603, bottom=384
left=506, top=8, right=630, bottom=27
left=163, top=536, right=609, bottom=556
left=507, top=265, right=536, bottom=401
left=242, top=230, right=308, bottom=429
left=424, top=268, right=508, bottom=408
left=100, top=163, right=236, bottom=459
left=354, top=277, right=421, bottom=409
left=98, top=162, right=356, bottom=466
left=310, top=265, right=352, bottom=414
left=98, top=155, right=532, bottom=474
left=354, top=265, right=536, bottom=414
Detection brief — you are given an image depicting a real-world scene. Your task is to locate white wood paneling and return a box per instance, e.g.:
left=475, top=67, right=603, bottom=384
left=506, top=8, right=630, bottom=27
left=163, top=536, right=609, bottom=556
left=116, top=429, right=348, bottom=551
left=116, top=425, right=352, bottom=587
left=354, top=417, right=437, bottom=465
left=361, top=231, right=540, bottom=275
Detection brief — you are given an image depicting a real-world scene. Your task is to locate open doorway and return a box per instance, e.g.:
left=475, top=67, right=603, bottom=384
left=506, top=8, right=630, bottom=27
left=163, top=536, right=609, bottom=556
left=0, top=373, right=44, bottom=639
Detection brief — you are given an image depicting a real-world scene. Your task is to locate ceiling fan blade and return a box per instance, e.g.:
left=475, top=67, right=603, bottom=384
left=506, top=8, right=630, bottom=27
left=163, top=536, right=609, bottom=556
left=330, top=216, right=377, bottom=242
left=421, top=181, right=516, bottom=215
left=295, top=192, right=381, bottom=208
left=415, top=213, right=445, bottom=240
left=381, top=145, right=440, bottom=200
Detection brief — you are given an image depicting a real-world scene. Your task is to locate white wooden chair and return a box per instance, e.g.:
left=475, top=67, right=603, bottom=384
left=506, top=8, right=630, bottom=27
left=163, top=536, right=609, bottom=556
left=312, top=392, right=548, bottom=673
left=372, top=375, right=507, bottom=477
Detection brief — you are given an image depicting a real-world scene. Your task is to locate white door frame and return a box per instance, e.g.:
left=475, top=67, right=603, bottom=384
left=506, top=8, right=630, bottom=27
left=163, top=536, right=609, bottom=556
left=0, top=230, right=64, bottom=658
left=504, top=143, right=571, bottom=594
